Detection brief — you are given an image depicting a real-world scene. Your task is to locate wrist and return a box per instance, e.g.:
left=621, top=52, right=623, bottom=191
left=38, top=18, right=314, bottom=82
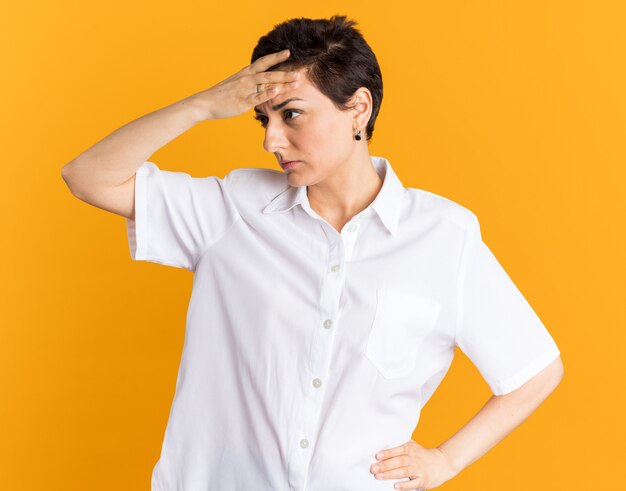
left=435, top=444, right=463, bottom=477
left=184, top=91, right=213, bottom=123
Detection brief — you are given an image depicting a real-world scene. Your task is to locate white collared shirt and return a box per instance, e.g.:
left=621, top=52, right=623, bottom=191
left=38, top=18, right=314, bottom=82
left=126, top=156, right=560, bottom=490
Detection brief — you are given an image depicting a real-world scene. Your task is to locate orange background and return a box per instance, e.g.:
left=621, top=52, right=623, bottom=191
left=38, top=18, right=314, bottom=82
left=2, top=1, right=624, bottom=489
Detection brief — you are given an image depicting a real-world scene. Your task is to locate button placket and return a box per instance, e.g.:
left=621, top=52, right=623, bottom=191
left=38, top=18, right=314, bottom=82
left=295, top=237, right=345, bottom=489
left=341, top=221, right=360, bottom=261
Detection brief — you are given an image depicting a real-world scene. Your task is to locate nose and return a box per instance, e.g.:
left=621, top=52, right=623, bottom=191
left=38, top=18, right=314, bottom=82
left=262, top=118, right=289, bottom=154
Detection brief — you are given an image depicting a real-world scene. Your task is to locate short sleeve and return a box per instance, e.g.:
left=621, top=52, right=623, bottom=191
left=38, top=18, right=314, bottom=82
left=125, top=161, right=239, bottom=272
left=455, top=214, right=561, bottom=395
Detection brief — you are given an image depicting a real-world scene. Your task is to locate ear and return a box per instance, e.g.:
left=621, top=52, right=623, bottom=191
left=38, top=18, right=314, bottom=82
left=350, top=87, right=373, bottom=130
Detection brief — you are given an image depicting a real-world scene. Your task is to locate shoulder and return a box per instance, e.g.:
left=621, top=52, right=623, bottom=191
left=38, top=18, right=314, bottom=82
left=223, top=166, right=290, bottom=203
left=404, top=186, right=478, bottom=231
left=226, top=166, right=284, bottom=181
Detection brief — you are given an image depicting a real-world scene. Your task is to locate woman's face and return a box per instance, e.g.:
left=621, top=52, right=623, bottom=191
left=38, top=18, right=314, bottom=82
left=253, top=68, right=358, bottom=187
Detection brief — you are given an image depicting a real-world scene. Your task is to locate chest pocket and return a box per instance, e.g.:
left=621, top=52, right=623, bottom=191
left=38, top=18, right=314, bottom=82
left=364, top=287, right=442, bottom=379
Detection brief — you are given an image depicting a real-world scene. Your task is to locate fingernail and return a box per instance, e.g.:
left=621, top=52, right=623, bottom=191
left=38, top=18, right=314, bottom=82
left=283, top=49, right=290, bottom=56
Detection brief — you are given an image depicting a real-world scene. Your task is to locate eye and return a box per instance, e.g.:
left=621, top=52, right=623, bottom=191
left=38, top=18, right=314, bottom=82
left=253, top=114, right=267, bottom=127
left=253, top=109, right=301, bottom=128
left=283, top=109, right=301, bottom=121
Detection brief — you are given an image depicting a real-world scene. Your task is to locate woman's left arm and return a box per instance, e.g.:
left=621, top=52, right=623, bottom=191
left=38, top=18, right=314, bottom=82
left=437, top=355, right=564, bottom=475
left=370, top=356, right=564, bottom=489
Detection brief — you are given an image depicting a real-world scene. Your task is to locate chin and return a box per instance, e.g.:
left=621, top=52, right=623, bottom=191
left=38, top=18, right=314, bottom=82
left=285, top=170, right=308, bottom=187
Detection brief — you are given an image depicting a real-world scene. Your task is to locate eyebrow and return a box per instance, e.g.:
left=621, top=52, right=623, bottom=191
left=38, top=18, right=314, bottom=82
left=254, top=97, right=305, bottom=114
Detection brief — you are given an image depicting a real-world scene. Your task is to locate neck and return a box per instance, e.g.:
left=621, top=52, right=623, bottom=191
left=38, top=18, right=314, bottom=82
left=306, top=152, right=383, bottom=223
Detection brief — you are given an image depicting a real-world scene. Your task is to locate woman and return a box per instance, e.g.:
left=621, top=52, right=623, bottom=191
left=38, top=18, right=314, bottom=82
left=62, top=15, right=564, bottom=491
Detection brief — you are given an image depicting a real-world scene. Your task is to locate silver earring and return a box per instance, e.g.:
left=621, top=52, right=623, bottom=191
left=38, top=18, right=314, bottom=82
left=354, top=128, right=362, bottom=141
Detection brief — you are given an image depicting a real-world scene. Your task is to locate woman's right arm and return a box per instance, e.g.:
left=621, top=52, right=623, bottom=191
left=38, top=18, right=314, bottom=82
left=60, top=49, right=299, bottom=219
left=60, top=94, right=210, bottom=219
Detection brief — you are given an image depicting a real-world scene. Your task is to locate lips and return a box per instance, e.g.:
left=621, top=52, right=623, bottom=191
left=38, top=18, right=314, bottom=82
left=280, top=160, right=301, bottom=170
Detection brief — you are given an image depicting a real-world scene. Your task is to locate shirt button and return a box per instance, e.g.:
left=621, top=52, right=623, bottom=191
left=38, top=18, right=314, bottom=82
left=300, top=438, right=309, bottom=448
left=312, top=378, right=322, bottom=388
left=331, top=264, right=341, bottom=272
left=323, top=319, right=332, bottom=329
left=346, top=223, right=357, bottom=232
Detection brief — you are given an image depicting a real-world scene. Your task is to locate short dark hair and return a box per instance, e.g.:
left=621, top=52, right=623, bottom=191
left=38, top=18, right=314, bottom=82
left=251, top=15, right=383, bottom=142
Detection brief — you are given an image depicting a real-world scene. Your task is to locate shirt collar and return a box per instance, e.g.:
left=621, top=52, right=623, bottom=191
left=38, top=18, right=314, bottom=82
left=262, top=156, right=405, bottom=236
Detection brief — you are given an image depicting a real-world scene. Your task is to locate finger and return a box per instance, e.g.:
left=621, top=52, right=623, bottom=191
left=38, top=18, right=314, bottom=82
left=373, top=464, right=413, bottom=482
left=247, top=82, right=294, bottom=106
left=250, top=49, right=291, bottom=73
left=253, top=70, right=300, bottom=85
left=394, top=475, right=425, bottom=490
left=252, top=79, right=299, bottom=98
left=370, top=454, right=406, bottom=475
left=376, top=443, right=409, bottom=461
